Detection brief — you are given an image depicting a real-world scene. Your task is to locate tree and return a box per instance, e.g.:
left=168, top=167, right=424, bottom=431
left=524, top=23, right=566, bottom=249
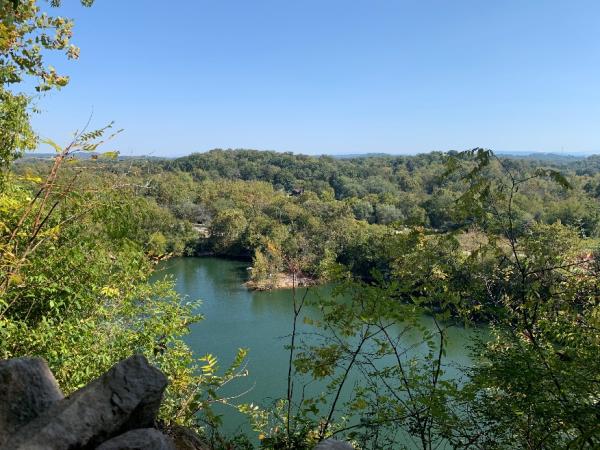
left=444, top=149, right=600, bottom=448
left=0, top=4, right=252, bottom=443
left=147, top=231, right=167, bottom=256
left=374, top=203, right=402, bottom=225
left=210, top=208, right=248, bottom=254
left=0, top=0, right=93, bottom=179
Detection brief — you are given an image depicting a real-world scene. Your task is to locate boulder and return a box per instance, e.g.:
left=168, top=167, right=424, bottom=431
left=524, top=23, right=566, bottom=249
left=314, top=439, right=355, bottom=450
left=0, top=357, right=64, bottom=445
left=96, top=428, right=175, bottom=450
left=0, top=354, right=167, bottom=450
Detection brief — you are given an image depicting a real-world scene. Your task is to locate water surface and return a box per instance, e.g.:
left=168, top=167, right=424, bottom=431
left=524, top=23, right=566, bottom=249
left=156, top=257, right=478, bottom=440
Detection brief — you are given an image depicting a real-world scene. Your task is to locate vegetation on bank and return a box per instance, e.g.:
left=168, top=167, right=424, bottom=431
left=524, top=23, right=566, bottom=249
left=19, top=145, right=600, bottom=291
left=1, top=1, right=599, bottom=448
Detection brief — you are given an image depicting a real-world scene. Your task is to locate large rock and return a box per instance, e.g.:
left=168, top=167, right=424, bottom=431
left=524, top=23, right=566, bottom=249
left=0, top=357, right=64, bottom=445
left=0, top=354, right=167, bottom=450
left=96, top=428, right=175, bottom=450
left=314, top=439, right=355, bottom=450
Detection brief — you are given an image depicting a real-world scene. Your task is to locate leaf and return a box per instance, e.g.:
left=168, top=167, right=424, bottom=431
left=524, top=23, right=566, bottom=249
left=41, top=138, right=63, bottom=153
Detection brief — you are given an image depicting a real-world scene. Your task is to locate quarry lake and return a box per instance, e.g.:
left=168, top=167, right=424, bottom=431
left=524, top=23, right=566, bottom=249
left=155, top=257, right=480, bottom=440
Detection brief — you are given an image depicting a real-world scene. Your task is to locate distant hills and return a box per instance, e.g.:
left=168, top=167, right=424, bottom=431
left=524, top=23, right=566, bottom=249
left=22, top=149, right=599, bottom=163
left=494, top=151, right=590, bottom=161
left=21, top=152, right=168, bottom=161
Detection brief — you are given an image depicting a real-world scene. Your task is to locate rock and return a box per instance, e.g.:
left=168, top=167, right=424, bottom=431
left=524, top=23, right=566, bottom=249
left=314, top=439, right=355, bottom=450
left=166, top=424, right=210, bottom=450
left=0, top=357, right=64, bottom=445
left=96, top=428, right=175, bottom=450
left=0, top=354, right=167, bottom=450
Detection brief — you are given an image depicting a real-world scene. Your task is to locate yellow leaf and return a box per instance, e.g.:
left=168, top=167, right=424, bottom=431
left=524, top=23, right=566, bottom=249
left=41, top=138, right=63, bottom=153
left=9, top=273, right=24, bottom=286
left=100, top=286, right=120, bottom=298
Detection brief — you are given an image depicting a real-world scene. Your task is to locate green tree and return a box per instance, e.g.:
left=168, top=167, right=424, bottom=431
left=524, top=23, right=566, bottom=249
left=147, top=231, right=168, bottom=256
left=444, top=149, right=600, bottom=448
left=0, top=4, right=251, bottom=443
left=210, top=208, right=248, bottom=255
left=0, top=0, right=93, bottom=180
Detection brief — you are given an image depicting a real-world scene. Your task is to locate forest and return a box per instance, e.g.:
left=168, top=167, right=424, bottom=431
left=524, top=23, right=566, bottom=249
left=1, top=1, right=600, bottom=449
left=18, top=147, right=600, bottom=294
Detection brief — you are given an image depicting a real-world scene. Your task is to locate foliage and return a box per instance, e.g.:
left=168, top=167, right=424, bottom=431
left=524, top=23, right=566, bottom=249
left=245, top=149, right=600, bottom=449
left=442, top=149, right=600, bottom=448
left=63, top=147, right=600, bottom=290
left=0, top=0, right=93, bottom=181
left=9, top=133, right=600, bottom=449
left=1, top=138, right=260, bottom=450
left=3, top=6, right=600, bottom=445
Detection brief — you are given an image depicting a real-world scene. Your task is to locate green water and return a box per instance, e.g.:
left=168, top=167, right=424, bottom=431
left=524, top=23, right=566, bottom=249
left=156, top=257, right=478, bottom=440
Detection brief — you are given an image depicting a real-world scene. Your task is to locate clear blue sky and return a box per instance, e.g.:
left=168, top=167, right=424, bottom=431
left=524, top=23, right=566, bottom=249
left=32, top=0, right=600, bottom=156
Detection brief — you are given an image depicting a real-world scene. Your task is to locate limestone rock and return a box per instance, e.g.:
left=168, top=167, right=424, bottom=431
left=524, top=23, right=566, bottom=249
left=0, top=354, right=167, bottom=450
left=314, top=439, right=355, bottom=450
left=0, top=357, right=64, bottom=445
left=96, top=428, right=176, bottom=450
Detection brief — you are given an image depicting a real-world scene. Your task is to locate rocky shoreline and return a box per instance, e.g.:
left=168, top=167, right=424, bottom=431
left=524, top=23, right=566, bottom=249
left=0, top=355, right=207, bottom=450
left=244, top=273, right=319, bottom=291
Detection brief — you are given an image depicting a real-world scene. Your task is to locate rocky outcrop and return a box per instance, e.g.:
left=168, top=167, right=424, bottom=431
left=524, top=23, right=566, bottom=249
left=0, top=354, right=173, bottom=450
left=0, top=357, right=64, bottom=446
left=0, top=354, right=353, bottom=450
left=96, top=429, right=175, bottom=450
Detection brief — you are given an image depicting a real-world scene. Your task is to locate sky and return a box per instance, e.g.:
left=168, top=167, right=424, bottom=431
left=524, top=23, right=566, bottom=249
left=31, top=0, right=600, bottom=157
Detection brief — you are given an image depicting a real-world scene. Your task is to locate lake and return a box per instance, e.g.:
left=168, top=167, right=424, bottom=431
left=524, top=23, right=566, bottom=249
left=155, top=257, right=479, bottom=442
